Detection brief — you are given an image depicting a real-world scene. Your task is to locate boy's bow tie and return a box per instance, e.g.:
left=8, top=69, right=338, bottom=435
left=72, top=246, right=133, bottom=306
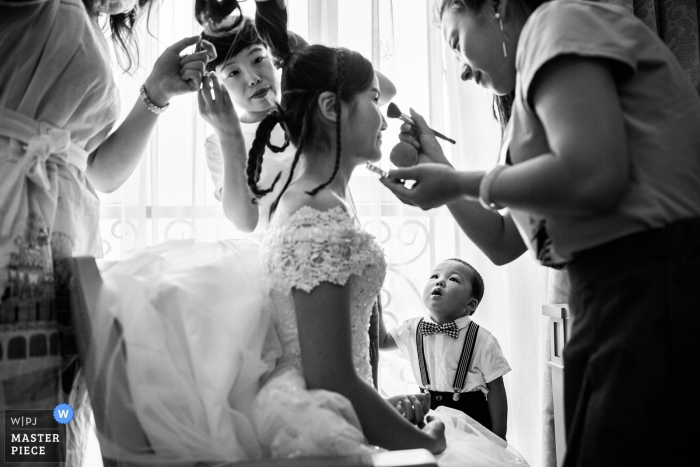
left=419, top=320, right=459, bottom=339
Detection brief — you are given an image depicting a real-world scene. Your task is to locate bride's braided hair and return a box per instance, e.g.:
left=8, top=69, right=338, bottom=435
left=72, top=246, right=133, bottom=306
left=306, top=48, right=345, bottom=196
left=248, top=10, right=374, bottom=206
left=246, top=108, right=290, bottom=197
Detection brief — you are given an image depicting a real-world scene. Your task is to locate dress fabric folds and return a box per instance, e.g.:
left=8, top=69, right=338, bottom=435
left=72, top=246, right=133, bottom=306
left=91, top=208, right=529, bottom=466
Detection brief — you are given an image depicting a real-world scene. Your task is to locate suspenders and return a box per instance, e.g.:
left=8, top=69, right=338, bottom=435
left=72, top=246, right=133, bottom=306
left=415, top=318, right=480, bottom=401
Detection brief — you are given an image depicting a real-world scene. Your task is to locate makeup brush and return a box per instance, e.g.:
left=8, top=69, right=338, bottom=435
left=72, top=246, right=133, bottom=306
left=387, top=103, right=456, bottom=144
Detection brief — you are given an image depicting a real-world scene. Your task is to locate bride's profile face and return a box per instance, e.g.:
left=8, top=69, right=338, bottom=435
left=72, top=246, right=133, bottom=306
left=343, top=74, right=387, bottom=164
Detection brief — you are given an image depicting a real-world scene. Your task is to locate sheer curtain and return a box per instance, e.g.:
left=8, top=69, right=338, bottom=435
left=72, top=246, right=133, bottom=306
left=99, top=1, right=548, bottom=465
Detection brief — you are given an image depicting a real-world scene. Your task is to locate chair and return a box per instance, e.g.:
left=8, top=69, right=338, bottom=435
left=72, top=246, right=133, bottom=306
left=542, top=304, right=571, bottom=467
left=67, top=256, right=437, bottom=467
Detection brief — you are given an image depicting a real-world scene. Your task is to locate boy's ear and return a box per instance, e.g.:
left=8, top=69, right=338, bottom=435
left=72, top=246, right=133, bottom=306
left=317, top=91, right=338, bottom=123
left=467, top=298, right=479, bottom=316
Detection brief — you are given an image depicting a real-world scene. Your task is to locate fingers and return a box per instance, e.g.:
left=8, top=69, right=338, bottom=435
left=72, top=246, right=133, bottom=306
left=210, top=74, right=223, bottom=102
left=404, top=399, right=417, bottom=422
left=200, top=74, right=214, bottom=107
left=409, top=107, right=433, bottom=134
left=180, top=55, right=207, bottom=93
left=398, top=131, right=421, bottom=149
left=422, top=391, right=431, bottom=415
left=387, top=166, right=420, bottom=181
left=379, top=177, right=416, bottom=203
left=221, top=83, right=233, bottom=108
left=400, top=122, right=417, bottom=134
left=182, top=70, right=202, bottom=91
left=395, top=399, right=405, bottom=416
left=199, top=39, right=217, bottom=62
left=180, top=50, right=210, bottom=66
left=180, top=60, right=206, bottom=76
left=167, top=35, right=201, bottom=54
left=410, top=396, right=424, bottom=426
left=197, top=88, right=206, bottom=113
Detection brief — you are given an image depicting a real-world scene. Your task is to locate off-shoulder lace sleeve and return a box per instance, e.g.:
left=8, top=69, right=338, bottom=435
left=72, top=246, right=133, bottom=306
left=261, top=206, right=383, bottom=293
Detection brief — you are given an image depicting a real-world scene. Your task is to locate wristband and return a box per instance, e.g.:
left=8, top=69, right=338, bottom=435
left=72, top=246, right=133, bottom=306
left=478, top=165, right=507, bottom=211
left=139, top=84, right=169, bottom=115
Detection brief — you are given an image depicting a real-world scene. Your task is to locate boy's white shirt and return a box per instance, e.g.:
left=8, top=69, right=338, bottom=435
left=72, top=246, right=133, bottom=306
left=388, top=314, right=511, bottom=394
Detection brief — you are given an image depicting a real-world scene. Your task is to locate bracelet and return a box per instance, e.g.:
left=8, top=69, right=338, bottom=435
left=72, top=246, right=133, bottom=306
left=478, top=165, right=507, bottom=211
left=139, top=84, right=169, bottom=115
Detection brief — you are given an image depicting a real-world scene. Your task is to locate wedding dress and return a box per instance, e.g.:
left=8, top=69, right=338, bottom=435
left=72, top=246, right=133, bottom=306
left=92, top=206, right=529, bottom=466
left=251, top=205, right=529, bottom=466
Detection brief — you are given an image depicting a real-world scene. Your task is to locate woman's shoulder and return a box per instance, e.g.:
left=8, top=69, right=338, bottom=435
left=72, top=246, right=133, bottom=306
left=260, top=188, right=383, bottom=293
left=517, top=0, right=644, bottom=95
left=521, top=0, right=642, bottom=48
left=528, top=0, right=632, bottom=25
left=275, top=185, right=348, bottom=218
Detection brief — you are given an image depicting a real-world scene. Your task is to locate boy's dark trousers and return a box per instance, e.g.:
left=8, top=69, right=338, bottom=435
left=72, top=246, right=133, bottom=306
left=421, top=388, right=492, bottom=430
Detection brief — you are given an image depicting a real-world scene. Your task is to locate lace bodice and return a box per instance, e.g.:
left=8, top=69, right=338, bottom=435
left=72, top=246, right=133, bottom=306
left=260, top=206, right=386, bottom=385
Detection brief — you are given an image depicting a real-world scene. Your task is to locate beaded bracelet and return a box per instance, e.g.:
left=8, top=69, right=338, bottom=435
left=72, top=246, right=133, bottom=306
left=478, top=165, right=507, bottom=211
left=139, top=84, right=169, bottom=115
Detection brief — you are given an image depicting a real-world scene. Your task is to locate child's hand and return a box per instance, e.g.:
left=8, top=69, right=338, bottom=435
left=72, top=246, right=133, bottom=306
left=198, top=74, right=242, bottom=139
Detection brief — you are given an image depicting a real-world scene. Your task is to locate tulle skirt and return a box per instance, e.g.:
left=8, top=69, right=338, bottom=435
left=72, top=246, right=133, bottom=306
left=92, top=239, right=279, bottom=464
left=91, top=239, right=528, bottom=466
left=433, top=407, right=529, bottom=466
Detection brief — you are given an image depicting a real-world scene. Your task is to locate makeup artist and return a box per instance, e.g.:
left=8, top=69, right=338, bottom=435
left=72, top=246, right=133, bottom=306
left=381, top=1, right=700, bottom=466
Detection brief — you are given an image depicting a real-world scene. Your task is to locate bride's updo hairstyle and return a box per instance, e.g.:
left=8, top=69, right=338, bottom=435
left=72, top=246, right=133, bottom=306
left=247, top=8, right=374, bottom=201
left=200, top=17, right=264, bottom=73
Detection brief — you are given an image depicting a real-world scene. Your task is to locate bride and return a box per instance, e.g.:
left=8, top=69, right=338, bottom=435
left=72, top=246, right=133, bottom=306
left=91, top=9, right=528, bottom=467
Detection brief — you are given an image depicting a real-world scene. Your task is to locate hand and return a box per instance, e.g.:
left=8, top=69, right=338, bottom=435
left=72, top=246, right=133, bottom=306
left=399, top=108, right=452, bottom=166
left=422, top=416, right=447, bottom=454
left=198, top=74, right=242, bottom=139
left=380, top=163, right=467, bottom=210
left=387, top=393, right=431, bottom=428
left=144, top=36, right=217, bottom=106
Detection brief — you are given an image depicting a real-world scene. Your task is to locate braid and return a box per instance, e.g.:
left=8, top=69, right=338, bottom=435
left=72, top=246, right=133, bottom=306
left=247, top=111, right=284, bottom=198
left=266, top=132, right=291, bottom=153
left=307, top=48, right=345, bottom=196
left=269, top=97, right=317, bottom=215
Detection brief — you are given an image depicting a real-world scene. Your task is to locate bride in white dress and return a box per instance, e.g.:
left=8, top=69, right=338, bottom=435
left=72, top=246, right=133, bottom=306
left=90, top=20, right=528, bottom=467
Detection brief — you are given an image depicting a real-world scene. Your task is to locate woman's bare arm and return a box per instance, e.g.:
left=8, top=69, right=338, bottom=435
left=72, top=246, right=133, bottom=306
left=293, top=282, right=444, bottom=453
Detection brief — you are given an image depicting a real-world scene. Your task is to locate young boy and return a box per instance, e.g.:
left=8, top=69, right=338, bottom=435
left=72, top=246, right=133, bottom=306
left=379, top=258, right=511, bottom=440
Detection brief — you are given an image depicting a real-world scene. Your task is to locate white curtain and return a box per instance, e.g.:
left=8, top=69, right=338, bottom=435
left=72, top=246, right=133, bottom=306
left=100, top=1, right=550, bottom=465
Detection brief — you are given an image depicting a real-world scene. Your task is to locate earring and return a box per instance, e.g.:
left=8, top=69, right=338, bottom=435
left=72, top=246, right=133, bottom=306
left=495, top=12, right=507, bottom=58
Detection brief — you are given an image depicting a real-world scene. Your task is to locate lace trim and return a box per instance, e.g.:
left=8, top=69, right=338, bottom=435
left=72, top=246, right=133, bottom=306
left=261, top=206, right=384, bottom=293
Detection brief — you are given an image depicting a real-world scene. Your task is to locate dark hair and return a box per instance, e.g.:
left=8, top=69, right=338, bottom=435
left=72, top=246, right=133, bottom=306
left=195, top=0, right=243, bottom=32
left=247, top=9, right=374, bottom=205
left=200, top=17, right=264, bottom=72
left=445, top=258, right=485, bottom=309
left=434, top=0, right=546, bottom=134
left=82, top=0, right=156, bottom=73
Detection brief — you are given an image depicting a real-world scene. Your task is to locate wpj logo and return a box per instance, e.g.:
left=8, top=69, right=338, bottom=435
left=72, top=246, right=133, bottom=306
left=4, top=405, right=69, bottom=463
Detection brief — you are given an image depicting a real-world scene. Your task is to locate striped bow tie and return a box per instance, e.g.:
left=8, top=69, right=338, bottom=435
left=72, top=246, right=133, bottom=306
left=419, top=320, right=459, bottom=339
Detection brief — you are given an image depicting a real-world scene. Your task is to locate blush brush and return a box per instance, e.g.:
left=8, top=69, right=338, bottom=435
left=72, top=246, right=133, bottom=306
left=387, top=103, right=456, bottom=144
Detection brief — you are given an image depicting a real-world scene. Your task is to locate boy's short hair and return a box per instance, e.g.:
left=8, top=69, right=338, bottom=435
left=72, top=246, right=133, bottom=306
left=446, top=258, right=485, bottom=306
left=201, top=17, right=264, bottom=72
